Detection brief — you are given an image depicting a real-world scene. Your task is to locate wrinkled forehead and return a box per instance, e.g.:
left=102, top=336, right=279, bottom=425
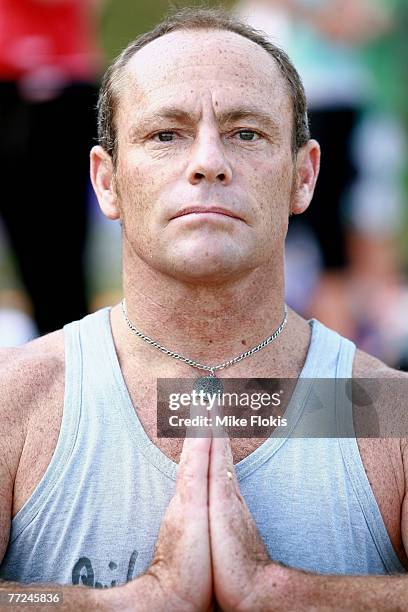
left=117, top=29, right=292, bottom=123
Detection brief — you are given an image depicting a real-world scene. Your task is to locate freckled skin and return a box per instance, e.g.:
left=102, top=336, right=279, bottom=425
left=113, top=29, right=296, bottom=285
left=91, top=26, right=319, bottom=370
left=3, top=23, right=408, bottom=612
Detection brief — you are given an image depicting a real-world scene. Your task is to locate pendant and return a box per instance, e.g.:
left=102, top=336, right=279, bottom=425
left=193, top=373, right=224, bottom=396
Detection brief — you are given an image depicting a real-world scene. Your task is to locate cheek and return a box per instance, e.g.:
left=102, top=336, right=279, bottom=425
left=273, top=163, right=294, bottom=210
left=245, top=156, right=294, bottom=218
left=116, top=162, right=159, bottom=224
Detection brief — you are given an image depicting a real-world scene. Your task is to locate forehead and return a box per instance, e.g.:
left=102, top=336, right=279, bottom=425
left=118, top=29, right=291, bottom=123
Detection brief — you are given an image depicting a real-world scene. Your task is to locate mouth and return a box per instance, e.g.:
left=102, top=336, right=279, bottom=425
left=171, top=206, right=243, bottom=221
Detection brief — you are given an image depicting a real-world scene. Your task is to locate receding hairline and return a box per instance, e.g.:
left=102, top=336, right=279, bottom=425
left=97, top=8, right=310, bottom=162
left=113, top=26, right=292, bottom=110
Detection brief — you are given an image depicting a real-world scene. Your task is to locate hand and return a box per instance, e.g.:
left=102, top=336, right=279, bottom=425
left=209, top=436, right=286, bottom=612
left=145, top=435, right=213, bottom=612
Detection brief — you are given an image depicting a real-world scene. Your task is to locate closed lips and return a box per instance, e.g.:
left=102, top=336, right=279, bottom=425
left=172, top=207, right=242, bottom=220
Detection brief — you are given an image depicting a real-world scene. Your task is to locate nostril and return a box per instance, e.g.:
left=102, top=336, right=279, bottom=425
left=189, top=170, right=230, bottom=184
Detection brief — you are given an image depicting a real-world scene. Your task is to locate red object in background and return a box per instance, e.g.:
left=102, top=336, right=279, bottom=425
left=0, top=0, right=100, bottom=80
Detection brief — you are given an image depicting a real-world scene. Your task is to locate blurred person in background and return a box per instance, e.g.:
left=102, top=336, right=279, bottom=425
left=0, top=0, right=103, bottom=337
left=236, top=0, right=408, bottom=368
left=347, top=0, right=408, bottom=369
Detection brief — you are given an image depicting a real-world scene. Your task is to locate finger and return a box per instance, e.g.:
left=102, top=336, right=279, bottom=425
left=210, top=434, right=240, bottom=500
left=176, top=434, right=211, bottom=507
left=209, top=436, right=271, bottom=580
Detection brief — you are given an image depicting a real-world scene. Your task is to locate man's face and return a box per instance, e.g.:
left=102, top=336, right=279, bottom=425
left=113, top=29, right=297, bottom=284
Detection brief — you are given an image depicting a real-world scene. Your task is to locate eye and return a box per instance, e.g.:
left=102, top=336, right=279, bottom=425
left=236, top=130, right=260, bottom=141
left=153, top=131, right=176, bottom=142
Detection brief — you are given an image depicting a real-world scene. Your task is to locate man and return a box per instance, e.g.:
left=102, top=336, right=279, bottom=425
left=0, top=7, right=407, bottom=611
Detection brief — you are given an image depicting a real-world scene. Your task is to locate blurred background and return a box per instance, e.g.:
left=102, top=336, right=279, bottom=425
left=0, top=0, right=407, bottom=369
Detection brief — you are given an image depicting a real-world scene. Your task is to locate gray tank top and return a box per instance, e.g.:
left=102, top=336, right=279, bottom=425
left=1, top=308, right=405, bottom=587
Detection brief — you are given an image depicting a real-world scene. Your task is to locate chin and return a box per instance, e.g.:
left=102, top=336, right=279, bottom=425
left=140, top=239, right=260, bottom=283
left=167, top=257, right=252, bottom=285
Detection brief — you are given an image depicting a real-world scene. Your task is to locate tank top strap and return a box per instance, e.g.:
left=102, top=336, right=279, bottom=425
left=75, top=307, right=128, bottom=429
left=306, top=319, right=355, bottom=378
left=78, top=307, right=114, bottom=384
left=336, top=333, right=357, bottom=378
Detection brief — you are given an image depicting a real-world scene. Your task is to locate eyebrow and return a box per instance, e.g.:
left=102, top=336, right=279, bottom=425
left=129, top=105, right=281, bottom=137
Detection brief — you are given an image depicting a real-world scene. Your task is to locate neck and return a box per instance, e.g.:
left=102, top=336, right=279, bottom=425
left=118, top=251, right=287, bottom=366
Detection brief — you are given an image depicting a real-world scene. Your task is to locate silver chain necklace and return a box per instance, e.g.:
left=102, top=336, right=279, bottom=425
left=121, top=298, right=288, bottom=394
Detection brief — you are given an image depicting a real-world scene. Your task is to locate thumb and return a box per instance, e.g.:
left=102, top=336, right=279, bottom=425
left=177, top=435, right=211, bottom=507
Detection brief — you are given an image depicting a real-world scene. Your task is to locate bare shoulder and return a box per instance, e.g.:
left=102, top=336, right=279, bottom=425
left=352, top=348, right=408, bottom=424
left=0, top=330, right=65, bottom=473
left=0, top=329, right=65, bottom=413
left=353, top=347, right=408, bottom=380
left=352, top=348, right=408, bottom=458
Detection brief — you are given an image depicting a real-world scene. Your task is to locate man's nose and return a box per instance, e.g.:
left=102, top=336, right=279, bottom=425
left=185, top=130, right=233, bottom=186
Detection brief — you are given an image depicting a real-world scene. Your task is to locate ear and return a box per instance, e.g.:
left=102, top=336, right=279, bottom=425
left=290, top=139, right=320, bottom=216
left=90, top=145, right=121, bottom=220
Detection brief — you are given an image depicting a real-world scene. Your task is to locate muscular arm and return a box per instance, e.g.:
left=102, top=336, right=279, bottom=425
left=249, top=567, right=408, bottom=611
left=0, top=347, right=126, bottom=610
left=213, top=450, right=408, bottom=611
left=0, top=346, right=212, bottom=611
left=0, top=577, right=156, bottom=612
left=0, top=348, right=25, bottom=565
left=263, top=436, right=408, bottom=611
left=273, top=367, right=408, bottom=611
left=210, top=362, right=408, bottom=611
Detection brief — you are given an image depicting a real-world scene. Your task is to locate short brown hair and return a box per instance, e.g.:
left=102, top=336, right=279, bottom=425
left=97, top=6, right=310, bottom=165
